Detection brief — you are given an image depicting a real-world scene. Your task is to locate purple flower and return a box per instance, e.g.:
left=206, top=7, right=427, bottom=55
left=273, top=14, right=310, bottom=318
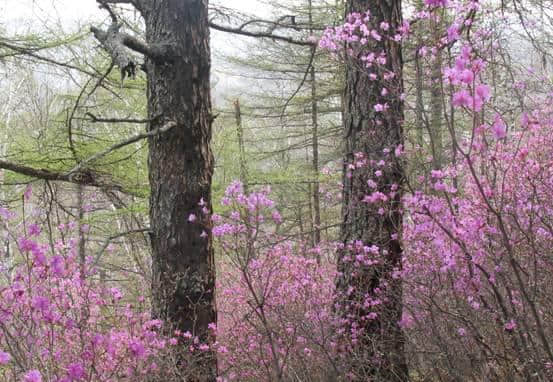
left=28, top=223, right=41, bottom=237
left=130, top=340, right=146, bottom=359
left=492, top=115, right=507, bottom=139
left=452, top=90, right=472, bottom=108
left=23, top=370, right=42, bottom=382
left=0, top=350, right=11, bottom=364
left=67, top=362, right=85, bottom=381
left=23, top=184, right=33, bottom=201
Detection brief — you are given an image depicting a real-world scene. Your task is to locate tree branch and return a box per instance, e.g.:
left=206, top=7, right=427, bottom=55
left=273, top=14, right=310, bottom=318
left=93, top=228, right=151, bottom=266
left=0, top=160, right=125, bottom=192
left=90, top=24, right=173, bottom=72
left=85, top=112, right=151, bottom=124
left=66, top=120, right=177, bottom=176
left=0, top=40, right=97, bottom=77
left=208, top=22, right=315, bottom=46
left=98, top=0, right=143, bottom=13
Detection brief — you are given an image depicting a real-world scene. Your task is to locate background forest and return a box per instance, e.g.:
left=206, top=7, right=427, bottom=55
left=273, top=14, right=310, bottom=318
left=1, top=0, right=553, bottom=381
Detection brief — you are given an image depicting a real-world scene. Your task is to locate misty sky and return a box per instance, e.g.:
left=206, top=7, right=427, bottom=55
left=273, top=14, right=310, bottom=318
left=0, top=0, right=272, bottom=104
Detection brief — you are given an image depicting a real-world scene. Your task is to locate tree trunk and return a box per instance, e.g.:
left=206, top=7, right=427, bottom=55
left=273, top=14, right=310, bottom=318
left=336, top=0, right=408, bottom=380
left=309, top=0, right=322, bottom=248
left=144, top=0, right=216, bottom=380
left=429, top=23, right=444, bottom=170
left=234, top=99, right=249, bottom=194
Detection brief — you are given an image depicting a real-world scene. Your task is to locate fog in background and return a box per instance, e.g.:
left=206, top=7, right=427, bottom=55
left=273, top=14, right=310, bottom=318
left=0, top=0, right=273, bottom=105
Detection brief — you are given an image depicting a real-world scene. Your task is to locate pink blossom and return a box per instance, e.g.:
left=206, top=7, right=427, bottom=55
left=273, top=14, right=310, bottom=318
left=447, top=24, right=460, bottom=42
left=28, top=223, right=41, bottom=236
left=475, top=84, right=491, bottom=101
left=130, top=340, right=146, bottom=359
left=272, top=210, right=282, bottom=224
left=452, top=90, right=472, bottom=108
left=425, top=0, right=448, bottom=6
left=491, top=115, right=507, bottom=139
left=504, top=320, right=517, bottom=331
left=24, top=184, right=33, bottom=201
left=23, top=370, right=42, bottom=382
left=0, top=350, right=10, bottom=364
left=459, top=69, right=474, bottom=84
left=67, top=362, right=85, bottom=381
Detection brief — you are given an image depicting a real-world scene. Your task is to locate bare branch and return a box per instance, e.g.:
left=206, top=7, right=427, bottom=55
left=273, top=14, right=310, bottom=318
left=85, top=112, right=151, bottom=124
left=90, top=24, right=173, bottom=73
left=66, top=120, right=177, bottom=176
left=93, top=228, right=151, bottom=266
left=208, top=22, right=315, bottom=46
left=98, top=0, right=142, bottom=11
left=280, top=46, right=317, bottom=119
left=0, top=160, right=125, bottom=192
left=98, top=0, right=118, bottom=22
left=120, top=33, right=172, bottom=59
left=0, top=40, right=97, bottom=77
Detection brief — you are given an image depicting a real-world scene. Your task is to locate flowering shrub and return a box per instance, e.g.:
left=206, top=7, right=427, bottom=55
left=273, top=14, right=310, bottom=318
left=401, top=100, right=553, bottom=380
left=2, top=0, right=553, bottom=381
left=318, top=0, right=553, bottom=379
left=0, top=211, right=207, bottom=381
left=213, top=182, right=338, bottom=381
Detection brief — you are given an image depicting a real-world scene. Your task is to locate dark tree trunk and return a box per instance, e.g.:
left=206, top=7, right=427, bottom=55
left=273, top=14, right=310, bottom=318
left=336, top=0, right=408, bottom=380
left=309, top=0, right=322, bottom=248
left=234, top=99, right=249, bottom=194
left=429, top=23, right=444, bottom=170
left=143, top=0, right=216, bottom=379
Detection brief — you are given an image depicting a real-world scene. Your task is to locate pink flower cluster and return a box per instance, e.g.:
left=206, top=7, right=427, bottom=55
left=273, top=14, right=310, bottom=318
left=402, top=103, right=553, bottom=373
left=445, top=45, right=491, bottom=111
left=212, top=182, right=338, bottom=381
left=0, top=218, right=186, bottom=381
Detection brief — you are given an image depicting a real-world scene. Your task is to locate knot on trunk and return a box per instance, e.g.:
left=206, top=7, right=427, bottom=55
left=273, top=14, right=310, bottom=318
left=91, top=23, right=136, bottom=80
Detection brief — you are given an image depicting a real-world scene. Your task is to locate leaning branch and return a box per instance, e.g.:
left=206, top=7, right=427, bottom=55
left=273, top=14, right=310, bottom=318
left=0, top=160, right=124, bottom=192
left=66, top=120, right=177, bottom=176
left=90, top=23, right=173, bottom=78
left=85, top=112, right=151, bottom=124
left=208, top=22, right=315, bottom=46
left=98, top=0, right=143, bottom=14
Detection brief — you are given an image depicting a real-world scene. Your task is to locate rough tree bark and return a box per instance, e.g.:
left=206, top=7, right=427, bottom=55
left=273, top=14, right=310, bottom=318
left=336, top=0, right=408, bottom=380
left=92, top=0, right=217, bottom=379
left=144, top=1, right=217, bottom=380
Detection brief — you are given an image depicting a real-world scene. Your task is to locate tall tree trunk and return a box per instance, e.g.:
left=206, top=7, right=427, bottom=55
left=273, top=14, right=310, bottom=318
left=429, top=23, right=444, bottom=170
left=234, top=99, right=249, bottom=194
left=144, top=0, right=216, bottom=379
left=336, top=0, right=408, bottom=380
left=309, top=0, right=322, bottom=248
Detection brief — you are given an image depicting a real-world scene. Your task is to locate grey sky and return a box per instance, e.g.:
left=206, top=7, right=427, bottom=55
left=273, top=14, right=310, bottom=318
left=1, top=0, right=271, bottom=104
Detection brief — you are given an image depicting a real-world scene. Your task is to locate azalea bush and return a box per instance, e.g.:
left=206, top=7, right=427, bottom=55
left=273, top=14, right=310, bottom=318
left=402, top=88, right=553, bottom=381
left=0, top=209, right=211, bottom=382
left=2, top=0, right=553, bottom=381
left=317, top=0, right=553, bottom=380
left=212, top=182, right=338, bottom=381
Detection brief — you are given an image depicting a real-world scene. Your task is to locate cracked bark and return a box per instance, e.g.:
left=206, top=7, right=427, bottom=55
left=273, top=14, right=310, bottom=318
left=91, top=1, right=217, bottom=379
left=143, top=1, right=217, bottom=380
left=336, top=0, right=408, bottom=380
